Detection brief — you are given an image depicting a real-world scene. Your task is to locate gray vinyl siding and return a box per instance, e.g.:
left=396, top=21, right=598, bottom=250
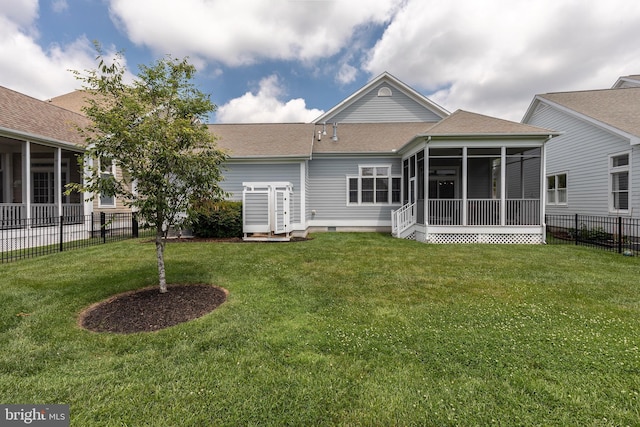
left=526, top=103, right=635, bottom=217
left=221, top=161, right=303, bottom=224
left=325, top=83, right=442, bottom=123
left=308, top=156, right=402, bottom=223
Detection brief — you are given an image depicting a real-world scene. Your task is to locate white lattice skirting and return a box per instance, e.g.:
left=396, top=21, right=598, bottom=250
left=427, top=233, right=543, bottom=244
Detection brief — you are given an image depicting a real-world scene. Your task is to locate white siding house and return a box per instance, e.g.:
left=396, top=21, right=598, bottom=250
left=522, top=77, right=640, bottom=219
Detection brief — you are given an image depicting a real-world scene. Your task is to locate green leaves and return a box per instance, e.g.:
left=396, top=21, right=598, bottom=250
left=73, top=50, right=228, bottom=232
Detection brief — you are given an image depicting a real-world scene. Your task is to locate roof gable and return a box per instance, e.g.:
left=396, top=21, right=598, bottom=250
left=524, top=88, right=640, bottom=142
left=314, top=72, right=449, bottom=124
left=612, top=75, right=640, bottom=89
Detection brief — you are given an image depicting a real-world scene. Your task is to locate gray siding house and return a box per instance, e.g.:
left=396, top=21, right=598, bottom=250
left=1, top=72, right=558, bottom=245
left=214, top=73, right=557, bottom=243
left=522, top=76, right=640, bottom=220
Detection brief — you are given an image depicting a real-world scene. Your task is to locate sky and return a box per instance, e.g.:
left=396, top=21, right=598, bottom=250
left=1, top=0, right=639, bottom=124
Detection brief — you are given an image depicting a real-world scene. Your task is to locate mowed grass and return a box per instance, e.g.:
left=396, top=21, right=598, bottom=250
left=0, top=233, right=639, bottom=426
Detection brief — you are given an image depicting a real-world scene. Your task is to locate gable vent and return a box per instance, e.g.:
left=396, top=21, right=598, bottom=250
left=377, top=87, right=392, bottom=97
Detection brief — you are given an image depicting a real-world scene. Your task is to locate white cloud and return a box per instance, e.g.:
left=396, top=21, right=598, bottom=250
left=0, top=0, right=38, bottom=28
left=336, top=63, right=358, bottom=85
left=216, top=74, right=324, bottom=123
left=52, top=0, right=69, bottom=13
left=0, top=15, right=97, bottom=99
left=364, top=0, right=640, bottom=121
left=0, top=3, right=133, bottom=100
left=108, top=0, right=401, bottom=67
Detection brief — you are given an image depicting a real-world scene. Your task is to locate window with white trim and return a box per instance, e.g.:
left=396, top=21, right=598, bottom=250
left=99, top=157, right=116, bottom=208
left=546, top=173, right=567, bottom=205
left=610, top=153, right=630, bottom=212
left=348, top=166, right=401, bottom=205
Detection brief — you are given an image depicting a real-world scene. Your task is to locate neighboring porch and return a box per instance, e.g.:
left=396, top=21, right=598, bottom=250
left=0, top=137, right=85, bottom=229
left=392, top=144, right=546, bottom=244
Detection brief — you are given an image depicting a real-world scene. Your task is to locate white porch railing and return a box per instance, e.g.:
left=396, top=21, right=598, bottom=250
left=0, top=204, right=25, bottom=228
left=427, top=199, right=541, bottom=226
left=467, top=199, right=500, bottom=225
left=0, top=203, right=84, bottom=227
left=429, top=199, right=462, bottom=225
left=391, top=202, right=416, bottom=236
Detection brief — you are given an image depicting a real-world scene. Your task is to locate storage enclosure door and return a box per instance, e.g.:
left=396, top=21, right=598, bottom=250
left=274, top=189, right=290, bottom=234
left=242, top=182, right=292, bottom=236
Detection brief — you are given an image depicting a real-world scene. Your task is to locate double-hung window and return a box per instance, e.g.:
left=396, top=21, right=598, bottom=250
left=546, top=173, right=567, bottom=205
left=610, top=152, right=630, bottom=213
left=99, top=157, right=116, bottom=208
left=348, top=166, right=401, bottom=205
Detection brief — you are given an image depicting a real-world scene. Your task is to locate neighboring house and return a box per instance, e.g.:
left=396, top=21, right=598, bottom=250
left=522, top=76, right=640, bottom=221
left=0, top=86, right=88, bottom=227
left=213, top=73, right=557, bottom=243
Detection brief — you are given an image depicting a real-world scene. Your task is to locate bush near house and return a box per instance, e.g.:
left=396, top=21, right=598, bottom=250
left=189, top=200, right=242, bottom=238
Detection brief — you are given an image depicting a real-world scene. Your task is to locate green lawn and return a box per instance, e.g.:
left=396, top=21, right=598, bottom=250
left=1, top=233, right=639, bottom=426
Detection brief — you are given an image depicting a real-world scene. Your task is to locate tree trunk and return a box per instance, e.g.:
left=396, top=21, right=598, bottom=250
left=156, top=228, right=167, bottom=293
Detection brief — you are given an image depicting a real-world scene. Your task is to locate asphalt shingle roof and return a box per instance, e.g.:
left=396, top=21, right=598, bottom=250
left=208, top=123, right=314, bottom=158
left=426, top=110, right=555, bottom=136
left=538, top=88, right=640, bottom=138
left=0, top=85, right=88, bottom=146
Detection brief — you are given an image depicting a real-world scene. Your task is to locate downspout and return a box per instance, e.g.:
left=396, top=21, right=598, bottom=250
left=541, top=135, right=552, bottom=243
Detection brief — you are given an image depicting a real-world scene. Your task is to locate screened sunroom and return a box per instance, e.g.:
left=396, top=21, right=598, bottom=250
left=391, top=111, right=556, bottom=243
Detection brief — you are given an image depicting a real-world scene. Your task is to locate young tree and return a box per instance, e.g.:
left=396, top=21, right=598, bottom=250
left=71, top=50, right=227, bottom=293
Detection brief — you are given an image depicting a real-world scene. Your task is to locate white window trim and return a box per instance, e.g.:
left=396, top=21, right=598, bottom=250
left=346, top=165, right=401, bottom=206
left=546, top=172, right=568, bottom=206
left=98, top=158, right=117, bottom=208
left=608, top=151, right=631, bottom=214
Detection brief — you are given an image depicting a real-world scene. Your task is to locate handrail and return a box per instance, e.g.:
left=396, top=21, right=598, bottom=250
left=392, top=202, right=416, bottom=236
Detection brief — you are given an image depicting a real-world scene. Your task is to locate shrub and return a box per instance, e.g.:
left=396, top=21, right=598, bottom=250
left=189, top=200, right=242, bottom=238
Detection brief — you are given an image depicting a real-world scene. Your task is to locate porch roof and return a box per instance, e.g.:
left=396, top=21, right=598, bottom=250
left=0, top=85, right=88, bottom=147
left=422, top=110, right=556, bottom=137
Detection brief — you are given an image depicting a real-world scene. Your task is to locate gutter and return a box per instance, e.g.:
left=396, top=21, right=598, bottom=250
left=0, top=125, right=85, bottom=151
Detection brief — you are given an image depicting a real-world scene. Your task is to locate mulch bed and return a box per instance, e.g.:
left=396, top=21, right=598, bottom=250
left=79, top=284, right=227, bottom=334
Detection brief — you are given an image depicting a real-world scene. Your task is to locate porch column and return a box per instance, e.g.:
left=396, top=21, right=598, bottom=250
left=462, top=146, right=468, bottom=226
left=22, top=140, right=31, bottom=221
left=55, top=147, right=63, bottom=218
left=83, top=155, right=93, bottom=217
left=424, top=145, right=429, bottom=226
left=500, top=146, right=506, bottom=226
left=540, top=144, right=546, bottom=231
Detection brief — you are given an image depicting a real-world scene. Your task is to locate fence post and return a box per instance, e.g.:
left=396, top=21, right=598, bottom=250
left=59, top=215, right=64, bottom=252
left=100, top=212, right=106, bottom=243
left=575, top=213, right=579, bottom=245
left=618, top=216, right=623, bottom=254
left=132, top=214, right=139, bottom=238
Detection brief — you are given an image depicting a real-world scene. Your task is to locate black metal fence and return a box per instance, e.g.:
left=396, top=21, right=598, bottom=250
left=0, top=212, right=155, bottom=263
left=546, top=214, right=640, bottom=254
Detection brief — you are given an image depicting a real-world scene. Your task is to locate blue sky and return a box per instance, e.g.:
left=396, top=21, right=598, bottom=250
left=1, top=0, right=640, bottom=123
